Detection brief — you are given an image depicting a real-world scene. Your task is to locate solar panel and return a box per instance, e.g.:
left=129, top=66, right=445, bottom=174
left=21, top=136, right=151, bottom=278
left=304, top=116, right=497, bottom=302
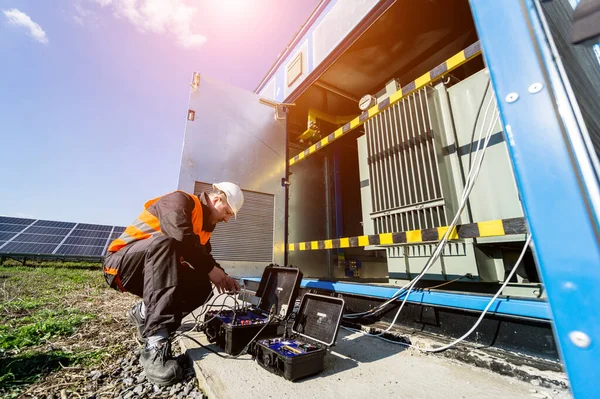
left=76, top=224, right=113, bottom=232
left=1, top=242, right=60, bottom=254
left=0, top=232, right=19, bottom=241
left=64, top=236, right=107, bottom=246
left=33, top=220, right=76, bottom=229
left=0, top=223, right=29, bottom=233
left=0, top=217, right=35, bottom=225
left=70, top=229, right=112, bottom=238
left=12, top=233, right=66, bottom=244
left=0, top=216, right=126, bottom=259
left=55, top=245, right=105, bottom=256
left=26, top=226, right=73, bottom=236
left=109, top=231, right=123, bottom=240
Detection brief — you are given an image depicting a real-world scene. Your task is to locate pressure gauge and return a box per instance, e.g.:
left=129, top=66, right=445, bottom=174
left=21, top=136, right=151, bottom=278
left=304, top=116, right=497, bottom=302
left=359, top=94, right=376, bottom=111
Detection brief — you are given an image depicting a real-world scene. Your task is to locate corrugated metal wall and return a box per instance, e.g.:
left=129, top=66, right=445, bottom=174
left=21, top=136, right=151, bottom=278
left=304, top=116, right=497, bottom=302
left=194, top=182, right=274, bottom=263
left=541, top=0, right=600, bottom=158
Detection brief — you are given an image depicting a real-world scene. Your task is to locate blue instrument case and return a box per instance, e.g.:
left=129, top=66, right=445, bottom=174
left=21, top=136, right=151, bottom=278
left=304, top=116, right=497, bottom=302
left=202, top=265, right=302, bottom=355
left=253, top=293, right=345, bottom=381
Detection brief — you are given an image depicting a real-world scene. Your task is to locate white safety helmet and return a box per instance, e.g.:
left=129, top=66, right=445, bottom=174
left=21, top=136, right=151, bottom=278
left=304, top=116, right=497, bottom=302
left=213, top=182, right=244, bottom=218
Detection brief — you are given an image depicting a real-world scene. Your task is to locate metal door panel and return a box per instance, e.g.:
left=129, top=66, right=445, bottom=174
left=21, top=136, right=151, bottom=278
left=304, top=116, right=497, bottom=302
left=178, top=75, right=286, bottom=276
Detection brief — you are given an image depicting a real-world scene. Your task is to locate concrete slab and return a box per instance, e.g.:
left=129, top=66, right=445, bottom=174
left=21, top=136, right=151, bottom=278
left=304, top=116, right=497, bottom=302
left=177, top=299, right=571, bottom=399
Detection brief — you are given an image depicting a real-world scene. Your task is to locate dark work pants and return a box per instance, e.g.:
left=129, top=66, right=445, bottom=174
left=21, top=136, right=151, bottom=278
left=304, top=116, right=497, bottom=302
left=103, top=236, right=213, bottom=337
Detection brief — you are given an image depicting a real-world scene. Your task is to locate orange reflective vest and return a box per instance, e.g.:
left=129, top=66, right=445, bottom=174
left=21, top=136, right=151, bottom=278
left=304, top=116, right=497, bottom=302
left=107, top=191, right=212, bottom=253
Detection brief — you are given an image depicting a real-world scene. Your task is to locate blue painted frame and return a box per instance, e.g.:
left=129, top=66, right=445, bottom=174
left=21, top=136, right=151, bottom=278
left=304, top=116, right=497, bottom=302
left=469, top=0, right=600, bottom=397
left=243, top=277, right=550, bottom=320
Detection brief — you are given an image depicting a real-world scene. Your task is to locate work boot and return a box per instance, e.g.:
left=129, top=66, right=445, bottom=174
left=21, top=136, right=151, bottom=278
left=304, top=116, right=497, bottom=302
left=139, top=339, right=182, bottom=386
left=127, top=302, right=145, bottom=345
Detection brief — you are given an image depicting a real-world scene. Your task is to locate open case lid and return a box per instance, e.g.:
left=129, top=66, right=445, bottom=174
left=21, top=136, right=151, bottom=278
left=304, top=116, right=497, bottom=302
left=255, top=265, right=303, bottom=320
left=292, top=293, right=345, bottom=347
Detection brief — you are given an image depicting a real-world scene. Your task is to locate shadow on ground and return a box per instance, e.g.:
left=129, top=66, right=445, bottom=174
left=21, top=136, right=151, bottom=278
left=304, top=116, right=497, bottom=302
left=0, top=351, right=73, bottom=394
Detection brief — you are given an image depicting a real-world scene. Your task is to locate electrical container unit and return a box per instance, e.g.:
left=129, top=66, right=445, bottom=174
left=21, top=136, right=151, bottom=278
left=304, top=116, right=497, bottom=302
left=268, top=0, right=538, bottom=293
left=178, top=0, right=535, bottom=291
left=253, top=293, right=344, bottom=381
left=179, top=0, right=600, bottom=393
left=358, top=69, right=527, bottom=286
left=202, top=265, right=303, bottom=355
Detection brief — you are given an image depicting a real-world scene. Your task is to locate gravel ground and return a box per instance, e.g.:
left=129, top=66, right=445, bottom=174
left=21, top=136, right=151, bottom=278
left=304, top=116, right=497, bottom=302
left=64, top=344, right=205, bottom=399
left=18, top=342, right=206, bottom=399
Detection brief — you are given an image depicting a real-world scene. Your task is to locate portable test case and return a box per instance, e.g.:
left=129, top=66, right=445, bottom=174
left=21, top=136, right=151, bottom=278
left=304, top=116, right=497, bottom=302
left=253, top=293, right=345, bottom=381
left=203, top=265, right=303, bottom=355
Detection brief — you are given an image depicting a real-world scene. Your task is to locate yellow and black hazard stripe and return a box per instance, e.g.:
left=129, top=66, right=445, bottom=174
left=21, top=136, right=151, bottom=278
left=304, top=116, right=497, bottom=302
left=289, top=41, right=482, bottom=167
left=288, top=217, right=526, bottom=251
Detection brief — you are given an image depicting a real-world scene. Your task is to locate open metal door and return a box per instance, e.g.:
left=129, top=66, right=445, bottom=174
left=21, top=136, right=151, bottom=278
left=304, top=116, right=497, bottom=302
left=470, top=1, right=600, bottom=397
left=178, top=74, right=287, bottom=278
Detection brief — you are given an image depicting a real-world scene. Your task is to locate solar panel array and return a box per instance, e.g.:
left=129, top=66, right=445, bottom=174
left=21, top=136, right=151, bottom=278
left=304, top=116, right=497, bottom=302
left=0, top=216, right=126, bottom=258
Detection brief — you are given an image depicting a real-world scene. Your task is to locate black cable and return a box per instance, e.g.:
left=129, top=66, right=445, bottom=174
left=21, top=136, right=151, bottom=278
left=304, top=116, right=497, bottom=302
left=183, top=292, right=225, bottom=332
left=181, top=291, right=239, bottom=335
left=342, top=285, right=411, bottom=320
left=197, top=291, right=242, bottom=319
left=426, top=274, right=470, bottom=290
left=343, top=273, right=470, bottom=321
left=188, top=303, right=237, bottom=333
left=176, top=295, right=274, bottom=360
left=175, top=304, right=236, bottom=337
left=177, top=315, right=219, bottom=335
left=223, top=305, right=278, bottom=358
left=194, top=292, right=229, bottom=318
left=199, top=303, right=237, bottom=316
left=468, top=80, right=491, bottom=170
left=175, top=301, right=238, bottom=340
left=282, top=307, right=296, bottom=338
left=229, top=313, right=275, bottom=358
left=178, top=332, right=251, bottom=360
left=178, top=312, right=275, bottom=359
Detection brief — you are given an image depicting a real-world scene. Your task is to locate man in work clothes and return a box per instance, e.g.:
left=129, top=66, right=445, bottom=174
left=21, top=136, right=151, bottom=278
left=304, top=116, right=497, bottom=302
left=103, top=182, right=243, bottom=386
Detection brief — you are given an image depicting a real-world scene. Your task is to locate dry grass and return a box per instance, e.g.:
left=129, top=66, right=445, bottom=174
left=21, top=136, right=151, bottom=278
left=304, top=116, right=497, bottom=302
left=0, top=261, right=139, bottom=398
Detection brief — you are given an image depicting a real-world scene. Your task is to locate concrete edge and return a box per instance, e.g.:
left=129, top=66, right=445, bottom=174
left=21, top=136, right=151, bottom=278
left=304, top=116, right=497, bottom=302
left=354, top=322, right=570, bottom=390
left=178, top=334, right=220, bottom=399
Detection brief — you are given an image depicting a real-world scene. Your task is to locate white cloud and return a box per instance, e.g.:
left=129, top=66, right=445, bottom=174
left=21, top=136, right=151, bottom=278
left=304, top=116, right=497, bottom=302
left=92, top=0, right=206, bottom=48
left=3, top=9, right=48, bottom=44
left=73, top=1, right=103, bottom=28
left=73, top=1, right=93, bottom=26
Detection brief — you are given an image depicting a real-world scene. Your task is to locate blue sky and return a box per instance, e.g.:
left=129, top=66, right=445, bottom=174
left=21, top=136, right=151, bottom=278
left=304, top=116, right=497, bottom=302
left=0, top=0, right=319, bottom=226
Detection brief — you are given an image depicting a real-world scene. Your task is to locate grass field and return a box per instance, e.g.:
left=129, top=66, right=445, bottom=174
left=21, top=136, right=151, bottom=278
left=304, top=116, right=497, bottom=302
left=0, top=260, right=138, bottom=398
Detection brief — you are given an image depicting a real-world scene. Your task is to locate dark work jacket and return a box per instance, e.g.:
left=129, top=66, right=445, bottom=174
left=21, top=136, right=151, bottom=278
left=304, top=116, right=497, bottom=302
left=146, top=191, right=221, bottom=274
left=107, top=190, right=221, bottom=274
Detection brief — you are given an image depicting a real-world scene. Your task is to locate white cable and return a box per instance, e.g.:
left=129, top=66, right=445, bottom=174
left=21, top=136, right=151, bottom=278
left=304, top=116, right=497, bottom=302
left=343, top=235, right=531, bottom=352
left=345, top=96, right=499, bottom=321
left=240, top=282, right=250, bottom=312
left=367, top=109, right=499, bottom=336
left=172, top=291, right=233, bottom=342
left=470, top=87, right=496, bottom=169
left=343, top=102, right=508, bottom=340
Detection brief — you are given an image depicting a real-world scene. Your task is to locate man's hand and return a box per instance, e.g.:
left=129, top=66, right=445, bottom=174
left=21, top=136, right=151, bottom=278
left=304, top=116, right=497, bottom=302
left=226, top=276, right=240, bottom=293
left=208, top=266, right=240, bottom=294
